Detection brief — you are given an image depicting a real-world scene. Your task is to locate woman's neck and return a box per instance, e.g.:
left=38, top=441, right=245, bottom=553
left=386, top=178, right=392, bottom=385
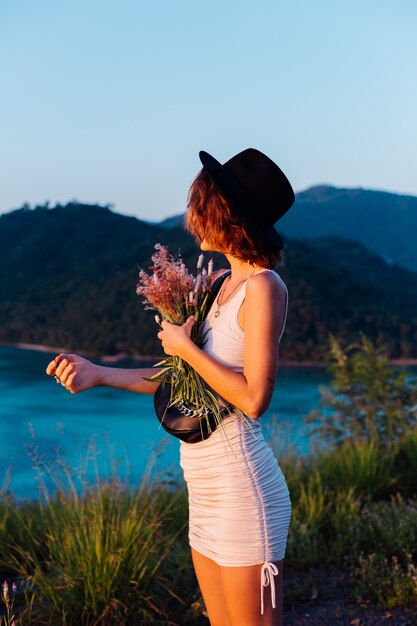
left=223, top=254, right=267, bottom=282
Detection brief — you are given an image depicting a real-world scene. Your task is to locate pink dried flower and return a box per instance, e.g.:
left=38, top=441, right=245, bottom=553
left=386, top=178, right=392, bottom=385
left=2, top=579, right=8, bottom=600
left=136, top=244, right=195, bottom=323
left=12, top=582, right=16, bottom=593
left=135, top=245, right=253, bottom=439
left=136, top=243, right=217, bottom=337
left=197, top=267, right=211, bottom=296
left=194, top=274, right=202, bottom=297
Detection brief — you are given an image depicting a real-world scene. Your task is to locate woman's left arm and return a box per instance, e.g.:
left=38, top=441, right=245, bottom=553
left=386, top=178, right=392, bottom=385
left=158, top=272, right=287, bottom=419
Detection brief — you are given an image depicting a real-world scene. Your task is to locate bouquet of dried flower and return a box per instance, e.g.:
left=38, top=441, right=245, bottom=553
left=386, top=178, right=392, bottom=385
left=136, top=243, right=254, bottom=443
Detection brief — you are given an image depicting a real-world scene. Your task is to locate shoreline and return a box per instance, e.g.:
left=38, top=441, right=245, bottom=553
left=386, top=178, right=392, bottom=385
left=1, top=341, right=417, bottom=367
left=0, top=342, right=159, bottom=363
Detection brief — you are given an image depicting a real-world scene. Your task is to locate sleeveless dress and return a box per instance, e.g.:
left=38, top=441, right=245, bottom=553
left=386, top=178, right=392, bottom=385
left=179, top=268, right=292, bottom=616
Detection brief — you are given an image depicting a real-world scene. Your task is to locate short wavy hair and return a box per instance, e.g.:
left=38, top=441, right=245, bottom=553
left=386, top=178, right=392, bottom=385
left=184, top=167, right=285, bottom=269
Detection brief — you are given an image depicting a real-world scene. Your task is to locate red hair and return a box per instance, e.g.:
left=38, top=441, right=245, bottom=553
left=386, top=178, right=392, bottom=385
left=184, top=167, right=285, bottom=269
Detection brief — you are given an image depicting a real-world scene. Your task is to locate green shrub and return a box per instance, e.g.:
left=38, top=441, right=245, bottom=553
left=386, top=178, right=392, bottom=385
left=395, top=427, right=417, bottom=497
left=286, top=470, right=362, bottom=566
left=0, top=444, right=189, bottom=626
left=0, top=502, right=9, bottom=574
left=352, top=550, right=417, bottom=608
left=345, top=494, right=417, bottom=559
left=304, top=333, right=417, bottom=447
left=344, top=495, right=417, bottom=610
left=4, top=483, right=185, bottom=625
left=402, top=427, right=417, bottom=474
left=314, top=436, right=399, bottom=500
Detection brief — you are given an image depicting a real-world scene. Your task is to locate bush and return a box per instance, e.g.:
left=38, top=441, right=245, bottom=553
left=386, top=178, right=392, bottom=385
left=345, top=494, right=417, bottom=559
left=352, top=551, right=417, bottom=609
left=304, top=333, right=417, bottom=447
left=395, top=427, right=417, bottom=497
left=286, top=469, right=362, bottom=566
left=314, top=436, right=399, bottom=500
left=0, top=449, right=190, bottom=626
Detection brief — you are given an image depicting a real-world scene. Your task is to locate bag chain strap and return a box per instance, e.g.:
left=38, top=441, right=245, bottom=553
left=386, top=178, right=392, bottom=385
left=174, top=401, right=211, bottom=417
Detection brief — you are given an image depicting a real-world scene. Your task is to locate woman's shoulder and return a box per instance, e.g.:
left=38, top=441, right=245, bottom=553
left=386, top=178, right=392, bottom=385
left=247, top=269, right=288, bottom=299
left=245, top=271, right=288, bottom=334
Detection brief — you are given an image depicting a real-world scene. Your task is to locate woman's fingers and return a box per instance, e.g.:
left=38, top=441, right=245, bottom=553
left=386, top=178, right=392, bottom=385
left=65, top=370, right=78, bottom=393
left=55, top=358, right=71, bottom=378
left=60, top=362, right=75, bottom=384
left=53, top=362, right=78, bottom=393
left=45, top=353, right=96, bottom=394
left=45, top=353, right=72, bottom=376
left=55, top=355, right=76, bottom=378
left=46, top=359, right=58, bottom=375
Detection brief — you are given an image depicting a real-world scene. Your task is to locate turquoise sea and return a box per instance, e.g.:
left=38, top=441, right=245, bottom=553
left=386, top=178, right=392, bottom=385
left=2, top=346, right=411, bottom=502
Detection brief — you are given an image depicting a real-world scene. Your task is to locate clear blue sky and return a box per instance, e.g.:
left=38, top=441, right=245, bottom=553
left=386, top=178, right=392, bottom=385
left=1, top=0, right=416, bottom=221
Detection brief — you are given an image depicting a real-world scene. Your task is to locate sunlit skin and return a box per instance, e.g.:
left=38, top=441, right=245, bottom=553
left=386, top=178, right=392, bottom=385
left=45, top=231, right=288, bottom=625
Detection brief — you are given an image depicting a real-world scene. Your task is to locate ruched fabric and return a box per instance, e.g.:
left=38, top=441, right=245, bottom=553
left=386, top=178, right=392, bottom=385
left=180, top=413, right=292, bottom=614
left=179, top=269, right=292, bottom=615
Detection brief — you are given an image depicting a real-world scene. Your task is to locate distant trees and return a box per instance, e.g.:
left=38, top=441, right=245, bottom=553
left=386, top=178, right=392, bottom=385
left=0, top=201, right=416, bottom=360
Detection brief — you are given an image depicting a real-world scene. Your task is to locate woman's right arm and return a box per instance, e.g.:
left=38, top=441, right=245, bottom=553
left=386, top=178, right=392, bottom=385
left=46, top=352, right=164, bottom=395
left=45, top=270, right=232, bottom=394
left=96, top=363, right=164, bottom=394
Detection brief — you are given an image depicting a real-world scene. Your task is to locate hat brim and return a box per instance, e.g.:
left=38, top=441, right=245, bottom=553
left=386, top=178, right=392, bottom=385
left=260, top=224, right=284, bottom=249
left=199, top=150, right=222, bottom=172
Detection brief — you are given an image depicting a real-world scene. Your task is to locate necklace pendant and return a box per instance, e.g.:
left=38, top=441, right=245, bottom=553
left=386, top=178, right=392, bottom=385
left=214, top=309, right=220, bottom=317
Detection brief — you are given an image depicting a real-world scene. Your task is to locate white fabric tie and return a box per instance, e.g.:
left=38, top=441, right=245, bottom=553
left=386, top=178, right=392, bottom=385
left=260, top=562, right=279, bottom=615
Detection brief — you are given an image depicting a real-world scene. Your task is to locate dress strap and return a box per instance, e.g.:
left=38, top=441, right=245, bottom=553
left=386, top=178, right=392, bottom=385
left=260, top=561, right=279, bottom=615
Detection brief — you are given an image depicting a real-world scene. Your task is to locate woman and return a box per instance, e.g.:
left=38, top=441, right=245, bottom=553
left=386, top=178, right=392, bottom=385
left=46, top=148, right=293, bottom=626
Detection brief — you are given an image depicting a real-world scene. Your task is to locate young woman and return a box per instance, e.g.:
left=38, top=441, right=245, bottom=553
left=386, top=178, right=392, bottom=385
left=46, top=148, right=294, bottom=626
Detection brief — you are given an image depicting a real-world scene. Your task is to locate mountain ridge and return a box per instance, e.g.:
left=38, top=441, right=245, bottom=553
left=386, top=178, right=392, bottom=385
left=0, top=199, right=415, bottom=361
left=155, top=184, right=417, bottom=272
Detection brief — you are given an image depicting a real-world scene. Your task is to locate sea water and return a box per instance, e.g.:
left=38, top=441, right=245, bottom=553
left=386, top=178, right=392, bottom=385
left=0, top=346, right=338, bottom=501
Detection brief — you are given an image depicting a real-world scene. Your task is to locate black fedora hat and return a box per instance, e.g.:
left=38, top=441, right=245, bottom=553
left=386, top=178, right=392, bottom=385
left=199, top=148, right=294, bottom=250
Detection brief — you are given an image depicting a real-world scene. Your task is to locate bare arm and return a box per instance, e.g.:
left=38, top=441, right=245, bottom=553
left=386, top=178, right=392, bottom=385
left=46, top=353, right=164, bottom=395
left=96, top=364, right=164, bottom=394
left=158, top=272, right=288, bottom=419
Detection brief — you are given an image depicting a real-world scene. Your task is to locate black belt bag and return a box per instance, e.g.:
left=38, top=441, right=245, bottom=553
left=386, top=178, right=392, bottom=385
left=153, top=269, right=232, bottom=443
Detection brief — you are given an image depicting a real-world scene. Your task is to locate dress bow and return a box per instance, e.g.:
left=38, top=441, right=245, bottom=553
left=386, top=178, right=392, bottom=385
left=260, top=561, right=279, bottom=615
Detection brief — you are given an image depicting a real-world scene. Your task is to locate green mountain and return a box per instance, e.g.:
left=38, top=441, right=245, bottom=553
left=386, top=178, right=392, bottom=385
left=278, top=185, right=417, bottom=273
left=0, top=201, right=416, bottom=361
left=158, top=185, right=417, bottom=273
left=158, top=213, right=185, bottom=229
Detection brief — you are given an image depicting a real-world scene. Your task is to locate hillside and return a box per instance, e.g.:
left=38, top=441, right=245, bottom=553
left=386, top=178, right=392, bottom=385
left=278, top=185, right=417, bottom=273
left=0, top=201, right=416, bottom=361
left=158, top=185, right=417, bottom=273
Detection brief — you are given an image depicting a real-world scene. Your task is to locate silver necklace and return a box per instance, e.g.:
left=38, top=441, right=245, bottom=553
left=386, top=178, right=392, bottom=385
left=214, top=269, right=256, bottom=317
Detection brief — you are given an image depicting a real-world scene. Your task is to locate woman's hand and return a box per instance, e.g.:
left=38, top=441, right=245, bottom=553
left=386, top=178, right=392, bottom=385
left=45, top=353, right=101, bottom=394
left=157, top=315, right=196, bottom=357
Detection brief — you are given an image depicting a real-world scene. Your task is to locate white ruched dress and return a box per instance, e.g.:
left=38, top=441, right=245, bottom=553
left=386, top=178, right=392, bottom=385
left=179, top=269, right=292, bottom=616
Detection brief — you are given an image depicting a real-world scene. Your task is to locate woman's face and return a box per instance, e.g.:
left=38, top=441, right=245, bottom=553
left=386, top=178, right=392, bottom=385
left=199, top=235, right=225, bottom=254
left=199, top=236, right=211, bottom=250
